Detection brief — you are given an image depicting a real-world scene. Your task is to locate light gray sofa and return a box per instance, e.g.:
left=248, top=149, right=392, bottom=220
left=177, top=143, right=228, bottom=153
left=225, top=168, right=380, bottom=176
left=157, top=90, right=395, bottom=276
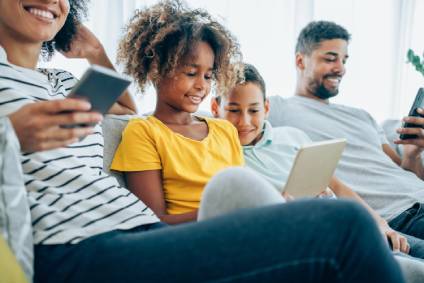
left=1, top=113, right=423, bottom=283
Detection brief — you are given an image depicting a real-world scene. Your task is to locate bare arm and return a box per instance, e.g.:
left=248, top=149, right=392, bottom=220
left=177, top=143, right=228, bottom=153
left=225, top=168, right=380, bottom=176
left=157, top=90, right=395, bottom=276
left=384, top=141, right=424, bottom=180
left=329, top=177, right=409, bottom=253
left=61, top=25, right=137, bottom=115
left=382, top=143, right=401, bottom=166
left=125, top=170, right=197, bottom=225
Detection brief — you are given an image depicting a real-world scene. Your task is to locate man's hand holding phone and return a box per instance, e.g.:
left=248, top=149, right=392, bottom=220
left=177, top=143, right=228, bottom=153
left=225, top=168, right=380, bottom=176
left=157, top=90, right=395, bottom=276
left=9, top=99, right=102, bottom=152
left=396, top=108, right=424, bottom=146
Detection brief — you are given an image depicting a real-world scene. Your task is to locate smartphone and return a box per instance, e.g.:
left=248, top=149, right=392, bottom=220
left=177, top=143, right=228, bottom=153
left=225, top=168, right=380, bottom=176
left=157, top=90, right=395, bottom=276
left=62, top=65, right=132, bottom=128
left=400, top=88, right=424, bottom=140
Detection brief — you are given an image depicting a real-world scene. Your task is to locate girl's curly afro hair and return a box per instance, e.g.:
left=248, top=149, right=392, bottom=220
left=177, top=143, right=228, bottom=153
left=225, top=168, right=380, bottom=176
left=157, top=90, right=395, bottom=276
left=118, top=0, right=243, bottom=94
left=41, top=0, right=89, bottom=60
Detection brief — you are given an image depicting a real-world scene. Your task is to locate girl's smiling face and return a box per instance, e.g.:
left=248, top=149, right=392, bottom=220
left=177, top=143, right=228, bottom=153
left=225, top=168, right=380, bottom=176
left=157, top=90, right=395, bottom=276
left=156, top=41, right=215, bottom=114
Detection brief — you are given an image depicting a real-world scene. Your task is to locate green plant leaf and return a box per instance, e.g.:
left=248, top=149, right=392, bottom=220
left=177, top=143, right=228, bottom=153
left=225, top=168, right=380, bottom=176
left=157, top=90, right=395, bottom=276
left=406, top=49, right=424, bottom=79
left=413, top=55, right=421, bottom=66
left=408, top=49, right=415, bottom=62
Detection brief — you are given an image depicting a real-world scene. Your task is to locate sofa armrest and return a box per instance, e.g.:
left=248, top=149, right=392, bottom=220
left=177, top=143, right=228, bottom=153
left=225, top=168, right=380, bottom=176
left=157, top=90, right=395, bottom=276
left=0, top=117, right=33, bottom=282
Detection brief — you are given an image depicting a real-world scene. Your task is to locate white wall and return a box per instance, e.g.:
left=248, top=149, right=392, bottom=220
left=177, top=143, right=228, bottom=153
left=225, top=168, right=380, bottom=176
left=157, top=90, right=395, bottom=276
left=41, top=0, right=424, bottom=121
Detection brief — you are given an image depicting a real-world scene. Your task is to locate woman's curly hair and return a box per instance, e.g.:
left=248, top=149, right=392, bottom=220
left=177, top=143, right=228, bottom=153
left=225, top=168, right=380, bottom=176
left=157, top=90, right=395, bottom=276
left=118, top=0, right=243, bottom=94
left=41, top=0, right=89, bottom=60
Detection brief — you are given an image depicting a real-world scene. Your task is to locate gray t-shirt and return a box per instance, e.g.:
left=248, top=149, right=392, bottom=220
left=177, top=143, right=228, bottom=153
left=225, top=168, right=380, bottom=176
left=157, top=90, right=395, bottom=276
left=268, top=95, right=424, bottom=221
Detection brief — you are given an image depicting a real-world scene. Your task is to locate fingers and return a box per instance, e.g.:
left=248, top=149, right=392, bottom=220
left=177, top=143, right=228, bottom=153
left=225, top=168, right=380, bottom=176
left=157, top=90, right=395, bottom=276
left=41, top=126, right=95, bottom=142
left=32, top=138, right=79, bottom=152
left=396, top=127, right=424, bottom=137
left=395, top=126, right=424, bottom=146
left=399, top=236, right=410, bottom=254
left=394, top=136, right=424, bottom=146
left=386, top=230, right=410, bottom=254
left=30, top=126, right=95, bottom=152
left=33, top=109, right=103, bottom=129
left=387, top=230, right=401, bottom=252
left=52, top=111, right=103, bottom=128
left=282, top=191, right=295, bottom=201
left=402, top=114, right=424, bottom=126
left=36, top=99, right=92, bottom=114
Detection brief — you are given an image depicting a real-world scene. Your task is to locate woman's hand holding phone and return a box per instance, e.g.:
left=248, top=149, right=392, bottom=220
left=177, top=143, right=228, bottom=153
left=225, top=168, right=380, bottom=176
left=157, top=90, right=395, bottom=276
left=9, top=99, right=102, bottom=152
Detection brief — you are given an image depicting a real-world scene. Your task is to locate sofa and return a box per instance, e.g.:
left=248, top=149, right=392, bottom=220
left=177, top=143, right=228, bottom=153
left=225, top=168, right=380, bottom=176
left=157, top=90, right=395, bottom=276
left=1, top=113, right=423, bottom=283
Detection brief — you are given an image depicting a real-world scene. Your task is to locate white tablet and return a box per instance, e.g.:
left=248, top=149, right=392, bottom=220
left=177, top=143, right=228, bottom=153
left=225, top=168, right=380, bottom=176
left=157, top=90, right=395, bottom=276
left=281, top=138, right=346, bottom=198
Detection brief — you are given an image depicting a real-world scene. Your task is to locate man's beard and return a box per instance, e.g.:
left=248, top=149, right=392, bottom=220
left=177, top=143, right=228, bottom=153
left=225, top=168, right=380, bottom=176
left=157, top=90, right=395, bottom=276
left=308, top=76, right=340, bottom=100
left=314, top=83, right=339, bottom=99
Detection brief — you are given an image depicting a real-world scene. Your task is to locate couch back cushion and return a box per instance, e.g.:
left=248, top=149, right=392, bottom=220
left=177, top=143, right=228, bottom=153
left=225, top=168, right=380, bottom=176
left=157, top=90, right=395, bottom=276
left=102, top=115, right=141, bottom=186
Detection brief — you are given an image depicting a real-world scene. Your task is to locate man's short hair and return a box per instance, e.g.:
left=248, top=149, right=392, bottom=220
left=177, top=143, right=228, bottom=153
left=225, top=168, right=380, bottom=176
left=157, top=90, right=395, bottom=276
left=295, top=21, right=351, bottom=54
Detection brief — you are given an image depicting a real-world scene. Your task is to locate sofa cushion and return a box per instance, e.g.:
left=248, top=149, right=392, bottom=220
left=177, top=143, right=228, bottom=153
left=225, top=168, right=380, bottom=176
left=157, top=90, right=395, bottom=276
left=380, top=119, right=403, bottom=156
left=102, top=114, right=143, bottom=186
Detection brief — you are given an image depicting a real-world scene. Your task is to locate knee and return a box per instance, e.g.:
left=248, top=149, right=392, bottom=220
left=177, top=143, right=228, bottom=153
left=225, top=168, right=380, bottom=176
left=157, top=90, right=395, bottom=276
left=203, top=167, right=283, bottom=204
left=199, top=167, right=284, bottom=220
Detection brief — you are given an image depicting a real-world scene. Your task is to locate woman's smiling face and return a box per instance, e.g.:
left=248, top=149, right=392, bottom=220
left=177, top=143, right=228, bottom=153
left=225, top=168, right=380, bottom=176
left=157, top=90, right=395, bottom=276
left=0, top=0, right=70, bottom=45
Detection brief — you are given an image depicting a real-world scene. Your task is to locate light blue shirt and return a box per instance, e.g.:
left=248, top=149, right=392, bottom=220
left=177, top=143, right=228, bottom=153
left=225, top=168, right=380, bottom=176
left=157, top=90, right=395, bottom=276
left=243, top=121, right=311, bottom=190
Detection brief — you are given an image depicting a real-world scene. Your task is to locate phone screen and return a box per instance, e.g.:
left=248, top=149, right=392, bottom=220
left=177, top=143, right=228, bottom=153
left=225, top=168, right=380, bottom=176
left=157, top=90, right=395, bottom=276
left=400, top=88, right=424, bottom=140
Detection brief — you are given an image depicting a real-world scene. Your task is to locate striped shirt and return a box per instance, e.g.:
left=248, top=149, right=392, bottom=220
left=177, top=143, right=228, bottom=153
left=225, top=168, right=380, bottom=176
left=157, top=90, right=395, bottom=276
left=0, top=47, right=159, bottom=245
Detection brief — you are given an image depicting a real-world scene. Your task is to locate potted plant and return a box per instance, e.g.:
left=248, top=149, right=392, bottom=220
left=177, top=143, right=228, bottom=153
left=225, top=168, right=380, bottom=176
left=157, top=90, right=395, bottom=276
left=407, top=49, right=424, bottom=77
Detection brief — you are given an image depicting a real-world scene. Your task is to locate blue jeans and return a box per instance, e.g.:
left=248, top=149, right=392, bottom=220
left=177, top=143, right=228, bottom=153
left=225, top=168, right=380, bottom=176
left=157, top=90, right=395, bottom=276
left=34, top=200, right=404, bottom=283
left=390, top=202, right=424, bottom=258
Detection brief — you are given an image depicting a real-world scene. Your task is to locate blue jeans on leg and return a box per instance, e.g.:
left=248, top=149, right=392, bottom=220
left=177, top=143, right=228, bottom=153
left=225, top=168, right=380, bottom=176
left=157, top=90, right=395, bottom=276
left=34, top=200, right=404, bottom=283
left=390, top=202, right=424, bottom=258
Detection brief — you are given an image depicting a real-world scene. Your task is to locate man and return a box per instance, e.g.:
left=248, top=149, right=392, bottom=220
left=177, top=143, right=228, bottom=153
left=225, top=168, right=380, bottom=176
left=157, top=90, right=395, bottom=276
left=268, top=20, right=424, bottom=258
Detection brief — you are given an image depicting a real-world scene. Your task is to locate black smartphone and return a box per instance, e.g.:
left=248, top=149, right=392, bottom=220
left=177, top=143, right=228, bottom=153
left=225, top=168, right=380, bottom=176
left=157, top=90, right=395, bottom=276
left=62, top=65, right=132, bottom=128
left=400, top=88, right=424, bottom=140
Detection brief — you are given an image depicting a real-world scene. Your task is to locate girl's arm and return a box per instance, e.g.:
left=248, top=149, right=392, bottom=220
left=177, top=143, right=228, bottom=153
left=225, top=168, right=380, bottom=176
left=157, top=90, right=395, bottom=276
left=126, top=170, right=198, bottom=225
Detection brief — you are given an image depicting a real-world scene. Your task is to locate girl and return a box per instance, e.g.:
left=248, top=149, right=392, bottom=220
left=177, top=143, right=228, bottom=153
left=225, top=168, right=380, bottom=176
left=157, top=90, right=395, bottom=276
left=111, top=0, right=246, bottom=224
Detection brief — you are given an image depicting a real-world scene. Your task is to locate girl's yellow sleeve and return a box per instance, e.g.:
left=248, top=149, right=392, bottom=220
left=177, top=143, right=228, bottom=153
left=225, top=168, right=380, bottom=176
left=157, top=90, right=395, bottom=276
left=111, top=119, right=162, bottom=172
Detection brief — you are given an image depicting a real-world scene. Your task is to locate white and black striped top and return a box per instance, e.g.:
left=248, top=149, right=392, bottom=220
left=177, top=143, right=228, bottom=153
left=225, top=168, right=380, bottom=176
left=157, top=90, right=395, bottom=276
left=0, top=47, right=159, bottom=245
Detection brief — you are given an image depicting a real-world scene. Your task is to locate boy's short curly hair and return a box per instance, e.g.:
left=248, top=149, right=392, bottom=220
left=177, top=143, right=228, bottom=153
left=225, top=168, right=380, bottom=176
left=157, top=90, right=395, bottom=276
left=41, top=0, right=89, bottom=60
left=215, top=63, right=266, bottom=105
left=295, top=21, right=351, bottom=55
left=117, top=0, right=242, bottom=94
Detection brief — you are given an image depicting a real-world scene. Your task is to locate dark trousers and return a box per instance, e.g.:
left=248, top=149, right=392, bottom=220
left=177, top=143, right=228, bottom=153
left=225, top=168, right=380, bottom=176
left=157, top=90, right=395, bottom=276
left=34, top=200, right=404, bottom=283
left=390, top=202, right=424, bottom=258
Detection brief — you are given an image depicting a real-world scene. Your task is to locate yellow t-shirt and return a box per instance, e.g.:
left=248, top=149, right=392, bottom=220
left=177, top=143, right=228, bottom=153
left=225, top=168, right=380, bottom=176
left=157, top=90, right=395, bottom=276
left=111, top=116, right=244, bottom=214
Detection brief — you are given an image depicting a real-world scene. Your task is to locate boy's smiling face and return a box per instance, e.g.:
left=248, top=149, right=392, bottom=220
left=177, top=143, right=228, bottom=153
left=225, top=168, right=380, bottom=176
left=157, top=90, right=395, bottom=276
left=212, top=82, right=269, bottom=146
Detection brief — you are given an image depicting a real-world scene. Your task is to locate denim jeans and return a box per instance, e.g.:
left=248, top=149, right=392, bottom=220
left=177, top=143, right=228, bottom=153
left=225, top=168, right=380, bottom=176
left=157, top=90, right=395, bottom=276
left=390, top=202, right=424, bottom=258
left=34, top=200, right=404, bottom=283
